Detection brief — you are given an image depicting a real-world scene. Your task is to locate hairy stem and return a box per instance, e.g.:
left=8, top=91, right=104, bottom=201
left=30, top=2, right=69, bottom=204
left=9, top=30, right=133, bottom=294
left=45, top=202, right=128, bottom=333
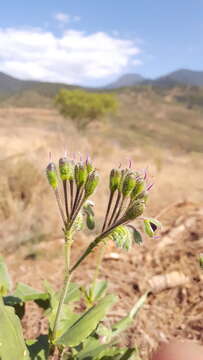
left=52, top=231, right=72, bottom=341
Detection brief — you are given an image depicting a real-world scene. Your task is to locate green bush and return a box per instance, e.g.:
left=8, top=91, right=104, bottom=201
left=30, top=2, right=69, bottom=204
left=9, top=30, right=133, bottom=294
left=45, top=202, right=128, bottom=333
left=55, top=89, right=117, bottom=129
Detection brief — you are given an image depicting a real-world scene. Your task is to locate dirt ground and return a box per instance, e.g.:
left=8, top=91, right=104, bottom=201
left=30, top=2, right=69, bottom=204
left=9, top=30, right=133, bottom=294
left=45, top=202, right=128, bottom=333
left=4, top=201, right=203, bottom=360
left=1, top=107, right=203, bottom=359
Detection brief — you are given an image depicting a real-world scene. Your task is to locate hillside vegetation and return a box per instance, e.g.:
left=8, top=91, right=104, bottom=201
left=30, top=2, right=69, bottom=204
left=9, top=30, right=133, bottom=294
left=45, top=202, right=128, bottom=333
left=1, top=84, right=203, bottom=153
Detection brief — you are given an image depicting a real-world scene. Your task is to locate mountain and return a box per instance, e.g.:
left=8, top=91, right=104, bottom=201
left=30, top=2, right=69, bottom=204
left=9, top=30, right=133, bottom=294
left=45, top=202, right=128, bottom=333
left=0, top=72, right=24, bottom=93
left=0, top=72, right=79, bottom=97
left=106, top=73, right=146, bottom=89
left=148, top=69, right=203, bottom=88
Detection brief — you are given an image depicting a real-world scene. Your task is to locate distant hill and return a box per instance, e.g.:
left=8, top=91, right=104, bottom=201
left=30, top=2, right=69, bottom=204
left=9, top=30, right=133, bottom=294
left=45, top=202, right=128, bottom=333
left=106, top=73, right=146, bottom=89
left=1, top=69, right=203, bottom=106
left=0, top=72, right=79, bottom=97
left=106, top=69, right=203, bottom=89
left=0, top=72, right=24, bottom=94
left=148, top=69, right=203, bottom=88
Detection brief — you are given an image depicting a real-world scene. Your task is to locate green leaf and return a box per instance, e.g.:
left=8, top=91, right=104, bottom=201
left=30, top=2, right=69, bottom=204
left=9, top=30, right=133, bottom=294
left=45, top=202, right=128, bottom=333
left=64, top=282, right=81, bottom=304
left=26, top=335, right=49, bottom=360
left=56, top=294, right=117, bottom=347
left=48, top=303, right=79, bottom=339
left=90, top=280, right=108, bottom=302
left=76, top=337, right=109, bottom=360
left=127, top=226, right=143, bottom=245
left=13, top=282, right=49, bottom=302
left=0, top=298, right=30, bottom=360
left=3, top=296, right=25, bottom=319
left=0, top=256, right=12, bottom=296
left=96, top=323, right=112, bottom=342
left=112, top=292, right=148, bottom=338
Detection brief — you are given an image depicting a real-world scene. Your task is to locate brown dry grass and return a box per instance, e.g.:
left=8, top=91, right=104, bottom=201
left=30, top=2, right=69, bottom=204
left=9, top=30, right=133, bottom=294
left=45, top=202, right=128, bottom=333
left=0, top=105, right=203, bottom=359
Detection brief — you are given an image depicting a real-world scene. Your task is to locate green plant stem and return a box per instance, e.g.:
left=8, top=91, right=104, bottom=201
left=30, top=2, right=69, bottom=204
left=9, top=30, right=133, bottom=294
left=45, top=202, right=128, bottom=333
left=102, top=190, right=115, bottom=231
left=91, top=241, right=107, bottom=298
left=108, top=192, right=121, bottom=226
left=70, top=220, right=123, bottom=274
left=69, top=179, right=74, bottom=211
left=114, top=195, right=126, bottom=223
left=52, top=230, right=72, bottom=341
left=55, top=189, right=66, bottom=226
left=63, top=180, right=69, bottom=221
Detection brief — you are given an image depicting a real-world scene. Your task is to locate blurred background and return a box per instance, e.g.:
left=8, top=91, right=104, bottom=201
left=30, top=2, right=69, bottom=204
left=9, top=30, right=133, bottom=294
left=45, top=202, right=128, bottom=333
left=0, top=1, right=203, bottom=359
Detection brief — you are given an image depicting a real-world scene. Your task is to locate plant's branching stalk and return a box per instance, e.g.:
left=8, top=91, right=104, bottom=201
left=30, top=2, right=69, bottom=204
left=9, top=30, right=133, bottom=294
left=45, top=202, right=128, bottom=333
left=69, top=179, right=74, bottom=211
left=108, top=191, right=121, bottom=226
left=68, top=194, right=86, bottom=229
left=52, top=231, right=72, bottom=341
left=102, top=190, right=115, bottom=231
left=113, top=195, right=127, bottom=224
left=70, top=218, right=125, bottom=273
left=55, top=189, right=66, bottom=226
left=63, top=180, right=69, bottom=221
left=71, top=185, right=82, bottom=220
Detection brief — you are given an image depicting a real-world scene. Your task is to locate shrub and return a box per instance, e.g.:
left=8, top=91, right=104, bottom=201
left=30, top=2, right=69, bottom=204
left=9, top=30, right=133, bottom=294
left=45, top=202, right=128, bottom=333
left=55, top=89, right=117, bottom=129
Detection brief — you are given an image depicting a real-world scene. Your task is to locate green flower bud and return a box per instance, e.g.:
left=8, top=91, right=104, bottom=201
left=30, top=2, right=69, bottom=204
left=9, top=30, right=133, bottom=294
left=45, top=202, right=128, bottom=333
left=46, top=163, right=58, bottom=189
left=109, top=169, right=121, bottom=192
left=135, top=190, right=149, bottom=203
left=109, top=225, right=132, bottom=251
left=199, top=254, right=203, bottom=269
left=143, top=219, right=154, bottom=237
left=122, top=173, right=136, bottom=197
left=75, top=163, right=88, bottom=187
left=143, top=218, right=161, bottom=237
left=59, top=157, right=72, bottom=181
left=131, top=178, right=145, bottom=200
left=86, top=158, right=94, bottom=174
left=124, top=200, right=145, bottom=220
left=85, top=171, right=99, bottom=198
left=118, top=169, right=128, bottom=193
left=86, top=213, right=95, bottom=230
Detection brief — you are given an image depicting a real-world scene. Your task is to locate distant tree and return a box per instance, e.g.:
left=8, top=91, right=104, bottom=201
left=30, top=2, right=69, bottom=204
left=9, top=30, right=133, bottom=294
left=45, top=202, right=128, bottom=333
left=55, top=89, right=117, bottom=129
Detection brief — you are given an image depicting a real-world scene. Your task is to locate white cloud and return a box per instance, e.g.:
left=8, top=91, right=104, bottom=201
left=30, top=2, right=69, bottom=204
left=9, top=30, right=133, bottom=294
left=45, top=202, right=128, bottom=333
left=54, top=13, right=70, bottom=24
left=54, top=12, right=80, bottom=24
left=0, top=27, right=141, bottom=84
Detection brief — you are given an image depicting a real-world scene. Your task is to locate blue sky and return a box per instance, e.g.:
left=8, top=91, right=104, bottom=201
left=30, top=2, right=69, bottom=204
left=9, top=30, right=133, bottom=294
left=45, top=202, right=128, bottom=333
left=0, top=0, right=202, bottom=85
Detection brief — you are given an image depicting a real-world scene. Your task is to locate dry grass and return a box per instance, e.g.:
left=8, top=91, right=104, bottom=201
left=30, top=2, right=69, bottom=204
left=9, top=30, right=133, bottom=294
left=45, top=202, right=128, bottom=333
left=0, top=103, right=203, bottom=359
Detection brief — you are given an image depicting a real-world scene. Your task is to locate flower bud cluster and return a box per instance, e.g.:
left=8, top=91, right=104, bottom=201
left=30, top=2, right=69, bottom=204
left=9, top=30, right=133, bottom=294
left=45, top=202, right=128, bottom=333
left=46, top=154, right=99, bottom=229
left=100, top=164, right=159, bottom=251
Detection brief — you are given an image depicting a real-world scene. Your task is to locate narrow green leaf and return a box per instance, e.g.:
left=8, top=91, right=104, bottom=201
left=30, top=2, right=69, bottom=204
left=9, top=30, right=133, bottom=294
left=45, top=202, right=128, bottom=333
left=64, top=282, right=81, bottom=304
left=112, top=292, right=148, bottom=337
left=0, top=256, right=12, bottom=296
left=56, top=294, right=117, bottom=347
left=0, top=298, right=30, bottom=360
left=13, top=282, right=49, bottom=302
left=127, top=226, right=143, bottom=245
left=76, top=337, right=109, bottom=360
left=48, top=303, right=79, bottom=339
left=129, top=292, right=148, bottom=318
left=91, top=280, right=108, bottom=301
